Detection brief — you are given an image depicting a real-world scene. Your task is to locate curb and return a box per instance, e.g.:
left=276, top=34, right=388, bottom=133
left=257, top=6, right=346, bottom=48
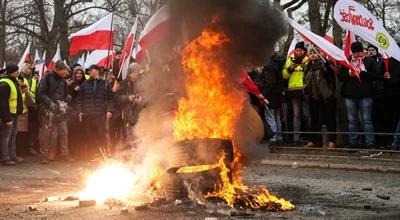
left=260, top=159, right=400, bottom=173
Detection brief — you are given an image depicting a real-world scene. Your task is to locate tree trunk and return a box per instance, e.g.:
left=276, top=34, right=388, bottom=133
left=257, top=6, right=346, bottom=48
left=0, top=0, right=7, bottom=65
left=308, top=0, right=323, bottom=35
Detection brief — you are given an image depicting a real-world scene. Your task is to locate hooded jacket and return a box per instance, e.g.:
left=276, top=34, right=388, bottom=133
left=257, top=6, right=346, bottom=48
left=259, top=54, right=286, bottom=109
left=303, top=59, right=335, bottom=101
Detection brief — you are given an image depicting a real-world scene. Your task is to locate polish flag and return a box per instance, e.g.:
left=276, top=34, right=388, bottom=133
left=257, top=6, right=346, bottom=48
left=120, top=17, right=138, bottom=68
left=84, top=50, right=113, bottom=69
left=323, top=26, right=335, bottom=44
left=136, top=3, right=170, bottom=63
left=38, top=51, right=47, bottom=81
left=18, top=42, right=31, bottom=69
left=34, top=50, right=42, bottom=72
left=118, top=18, right=138, bottom=79
left=288, top=18, right=353, bottom=71
left=343, top=30, right=356, bottom=58
left=69, top=13, right=114, bottom=56
left=47, top=44, right=61, bottom=71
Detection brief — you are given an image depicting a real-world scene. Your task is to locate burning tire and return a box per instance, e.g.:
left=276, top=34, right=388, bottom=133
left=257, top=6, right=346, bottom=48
left=163, top=138, right=234, bottom=199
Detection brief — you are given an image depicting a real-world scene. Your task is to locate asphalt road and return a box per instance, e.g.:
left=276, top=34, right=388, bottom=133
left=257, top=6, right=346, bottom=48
left=0, top=151, right=399, bottom=219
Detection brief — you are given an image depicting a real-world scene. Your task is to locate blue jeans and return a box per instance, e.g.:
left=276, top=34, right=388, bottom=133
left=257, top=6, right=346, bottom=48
left=264, top=108, right=282, bottom=141
left=344, top=98, right=374, bottom=146
left=292, top=98, right=310, bottom=142
left=392, top=120, right=400, bottom=148
left=0, top=116, right=18, bottom=161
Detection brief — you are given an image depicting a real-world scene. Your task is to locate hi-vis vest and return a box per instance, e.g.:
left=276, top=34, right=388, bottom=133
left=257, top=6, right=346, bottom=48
left=282, top=55, right=309, bottom=90
left=23, top=77, right=37, bottom=102
left=0, top=78, right=18, bottom=114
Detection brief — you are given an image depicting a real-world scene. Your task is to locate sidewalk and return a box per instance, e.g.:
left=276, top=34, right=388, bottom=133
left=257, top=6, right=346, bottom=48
left=260, top=146, right=400, bottom=173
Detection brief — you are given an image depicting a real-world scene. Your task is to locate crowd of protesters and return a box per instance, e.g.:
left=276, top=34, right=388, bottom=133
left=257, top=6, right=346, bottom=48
left=0, top=57, right=145, bottom=165
left=248, top=41, right=400, bottom=150
left=1, top=41, right=400, bottom=165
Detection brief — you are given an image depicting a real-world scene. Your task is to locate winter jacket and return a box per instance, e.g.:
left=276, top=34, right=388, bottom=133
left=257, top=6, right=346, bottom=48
left=77, top=78, right=114, bottom=116
left=338, top=56, right=380, bottom=99
left=369, top=54, right=385, bottom=96
left=259, top=55, right=285, bottom=109
left=384, top=58, right=400, bottom=96
left=117, top=79, right=145, bottom=126
left=282, top=55, right=309, bottom=90
left=37, top=72, right=68, bottom=109
left=0, top=76, right=23, bottom=122
left=303, top=60, right=335, bottom=101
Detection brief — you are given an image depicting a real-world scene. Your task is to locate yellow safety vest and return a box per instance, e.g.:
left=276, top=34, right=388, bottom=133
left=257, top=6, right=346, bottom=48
left=282, top=55, right=309, bottom=90
left=23, top=77, right=37, bottom=102
left=0, top=78, right=18, bottom=114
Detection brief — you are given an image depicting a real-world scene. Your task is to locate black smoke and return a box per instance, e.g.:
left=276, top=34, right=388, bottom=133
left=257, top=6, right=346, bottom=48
left=168, top=0, right=287, bottom=66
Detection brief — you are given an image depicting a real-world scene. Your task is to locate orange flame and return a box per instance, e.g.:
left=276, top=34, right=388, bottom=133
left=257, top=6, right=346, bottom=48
left=205, top=151, right=295, bottom=211
left=173, top=23, right=294, bottom=211
left=173, top=27, right=245, bottom=141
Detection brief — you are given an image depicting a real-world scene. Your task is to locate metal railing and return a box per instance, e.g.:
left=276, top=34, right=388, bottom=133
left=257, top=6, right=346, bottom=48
left=273, top=127, right=400, bottom=149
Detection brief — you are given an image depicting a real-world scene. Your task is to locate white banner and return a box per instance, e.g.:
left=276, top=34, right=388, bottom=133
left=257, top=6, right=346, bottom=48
left=334, top=0, right=400, bottom=61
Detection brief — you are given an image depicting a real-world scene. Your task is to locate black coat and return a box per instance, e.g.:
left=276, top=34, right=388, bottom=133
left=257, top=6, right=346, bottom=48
left=0, top=76, right=23, bottom=122
left=259, top=55, right=286, bottom=109
left=338, top=56, right=380, bottom=99
left=37, top=72, right=68, bottom=109
left=384, top=57, right=400, bottom=96
left=77, top=78, right=114, bottom=116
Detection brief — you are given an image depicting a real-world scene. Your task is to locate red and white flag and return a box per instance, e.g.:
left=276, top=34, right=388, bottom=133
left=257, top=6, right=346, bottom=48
left=33, top=50, right=40, bottom=64
left=18, top=42, right=31, bottom=69
left=136, top=3, right=170, bottom=63
left=324, top=26, right=335, bottom=44
left=38, top=51, right=47, bottom=81
left=84, top=50, right=113, bottom=69
left=34, top=50, right=43, bottom=73
left=288, top=18, right=352, bottom=69
left=69, top=13, right=114, bottom=56
left=343, top=30, right=356, bottom=58
left=119, top=17, right=138, bottom=79
left=48, top=44, right=61, bottom=71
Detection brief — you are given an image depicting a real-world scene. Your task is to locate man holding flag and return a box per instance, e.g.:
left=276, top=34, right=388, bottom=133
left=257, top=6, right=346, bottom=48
left=338, top=42, right=379, bottom=148
left=282, top=41, right=310, bottom=145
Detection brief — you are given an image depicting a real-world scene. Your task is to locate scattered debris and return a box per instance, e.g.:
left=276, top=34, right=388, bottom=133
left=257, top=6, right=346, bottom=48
left=230, top=210, right=254, bottom=217
left=120, top=207, right=129, bottom=214
left=29, top=206, right=38, bottom=211
left=134, top=204, right=149, bottom=211
left=105, top=198, right=125, bottom=208
left=362, top=187, right=372, bottom=191
left=376, top=195, right=390, bottom=200
left=63, top=196, right=79, bottom=201
left=361, top=152, right=383, bottom=159
left=79, top=200, right=96, bottom=207
left=363, top=205, right=371, bottom=209
left=44, top=196, right=60, bottom=202
left=174, top=199, right=182, bottom=206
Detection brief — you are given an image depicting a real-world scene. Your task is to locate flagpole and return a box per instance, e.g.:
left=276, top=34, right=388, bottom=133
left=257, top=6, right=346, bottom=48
left=106, top=13, right=114, bottom=72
